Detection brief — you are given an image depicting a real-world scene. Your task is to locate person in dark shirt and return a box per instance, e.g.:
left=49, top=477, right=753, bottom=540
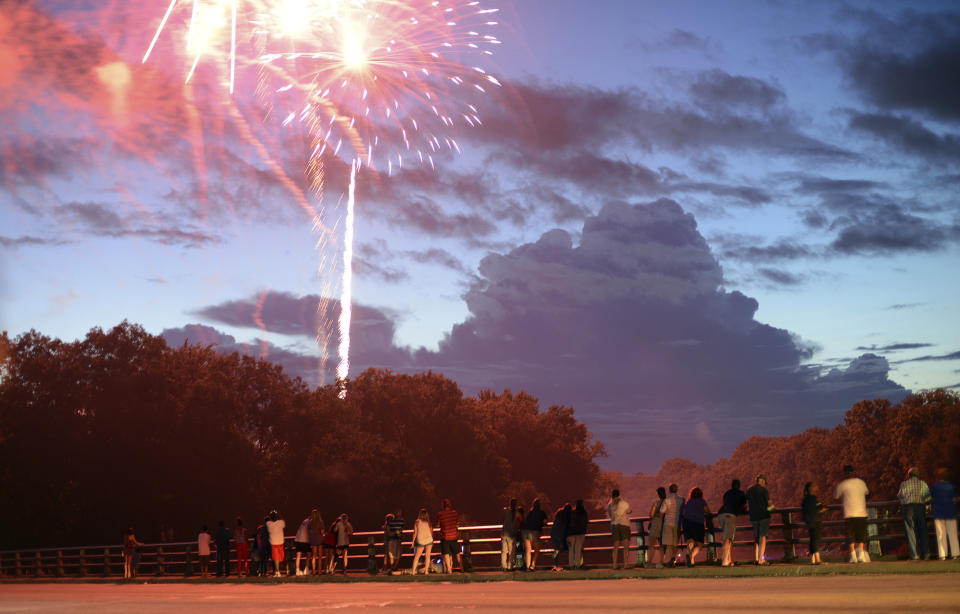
left=801, top=482, right=825, bottom=565
left=567, top=500, right=589, bottom=569
left=214, top=520, right=234, bottom=577
left=521, top=499, right=548, bottom=571
left=746, top=475, right=775, bottom=565
left=550, top=503, right=571, bottom=571
left=717, top=479, right=748, bottom=567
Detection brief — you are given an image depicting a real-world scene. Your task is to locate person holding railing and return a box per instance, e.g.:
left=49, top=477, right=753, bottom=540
left=550, top=503, right=571, bottom=571
left=717, top=479, right=747, bottom=567
left=122, top=527, right=143, bottom=579
left=334, top=513, right=354, bottom=574
left=898, top=467, right=931, bottom=561
left=681, top=487, right=711, bottom=567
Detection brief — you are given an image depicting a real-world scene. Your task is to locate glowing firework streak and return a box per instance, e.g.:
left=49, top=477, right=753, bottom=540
left=337, top=160, right=356, bottom=397
left=143, top=0, right=502, bottom=389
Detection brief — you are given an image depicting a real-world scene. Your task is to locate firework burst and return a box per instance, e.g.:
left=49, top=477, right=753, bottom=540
left=143, top=0, right=502, bottom=392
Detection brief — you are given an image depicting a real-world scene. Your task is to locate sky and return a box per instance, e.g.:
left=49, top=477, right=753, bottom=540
left=2, top=0, right=959, bottom=472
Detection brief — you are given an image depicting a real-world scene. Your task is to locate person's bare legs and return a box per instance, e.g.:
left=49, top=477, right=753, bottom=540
left=423, top=544, right=433, bottom=574
left=755, top=536, right=767, bottom=563
left=722, top=539, right=733, bottom=566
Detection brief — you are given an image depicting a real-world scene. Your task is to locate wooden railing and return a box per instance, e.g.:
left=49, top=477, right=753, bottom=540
left=0, top=499, right=948, bottom=577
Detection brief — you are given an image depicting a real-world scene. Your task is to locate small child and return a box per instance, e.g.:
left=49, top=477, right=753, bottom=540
left=198, top=525, right=212, bottom=578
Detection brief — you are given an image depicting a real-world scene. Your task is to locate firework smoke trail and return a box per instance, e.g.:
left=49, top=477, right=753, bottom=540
left=143, top=0, right=502, bottom=388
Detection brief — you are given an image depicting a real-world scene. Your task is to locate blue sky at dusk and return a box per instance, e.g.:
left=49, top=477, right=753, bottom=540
left=2, top=0, right=959, bottom=472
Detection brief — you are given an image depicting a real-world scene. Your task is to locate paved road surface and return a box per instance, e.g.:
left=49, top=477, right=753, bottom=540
left=1, top=575, right=958, bottom=612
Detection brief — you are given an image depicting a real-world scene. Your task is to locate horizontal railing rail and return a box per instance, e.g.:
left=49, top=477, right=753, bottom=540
left=0, top=499, right=952, bottom=577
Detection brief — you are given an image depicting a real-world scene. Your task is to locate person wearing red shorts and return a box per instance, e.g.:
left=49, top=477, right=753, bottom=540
left=266, top=510, right=287, bottom=577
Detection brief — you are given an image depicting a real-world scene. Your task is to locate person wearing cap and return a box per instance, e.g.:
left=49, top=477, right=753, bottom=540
left=898, top=467, right=931, bottom=561
left=266, top=510, right=286, bottom=576
left=436, top=498, right=460, bottom=573
left=746, top=475, right=775, bottom=565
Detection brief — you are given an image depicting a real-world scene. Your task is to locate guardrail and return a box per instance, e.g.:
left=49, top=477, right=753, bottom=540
left=0, top=499, right=949, bottom=577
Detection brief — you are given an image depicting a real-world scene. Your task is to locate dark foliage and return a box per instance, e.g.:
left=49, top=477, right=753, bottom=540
left=0, top=322, right=604, bottom=548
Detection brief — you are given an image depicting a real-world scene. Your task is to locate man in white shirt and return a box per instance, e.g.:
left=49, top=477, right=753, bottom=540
left=607, top=489, right=633, bottom=569
left=834, top=465, right=870, bottom=563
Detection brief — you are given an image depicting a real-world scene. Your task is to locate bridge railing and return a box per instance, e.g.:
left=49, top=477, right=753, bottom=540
left=0, top=499, right=948, bottom=577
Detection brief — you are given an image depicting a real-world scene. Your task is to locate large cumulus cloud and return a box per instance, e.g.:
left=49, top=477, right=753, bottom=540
left=415, top=199, right=907, bottom=470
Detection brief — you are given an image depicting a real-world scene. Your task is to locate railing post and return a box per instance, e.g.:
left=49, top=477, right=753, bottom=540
left=15, top=552, right=22, bottom=576
left=868, top=506, right=881, bottom=558
left=56, top=550, right=64, bottom=577
left=705, top=516, right=717, bottom=564
left=184, top=545, right=193, bottom=577
left=635, top=519, right=647, bottom=567
left=781, top=511, right=796, bottom=561
left=102, top=549, right=111, bottom=577
left=34, top=551, right=42, bottom=576
left=156, top=546, right=165, bottom=577
left=461, top=533, right=473, bottom=572
left=79, top=549, right=87, bottom=577
left=367, top=536, right=377, bottom=574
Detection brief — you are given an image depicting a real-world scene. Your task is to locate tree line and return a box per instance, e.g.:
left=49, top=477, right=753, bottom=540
left=612, top=389, right=960, bottom=514
left=0, top=322, right=604, bottom=549
left=3, top=321, right=955, bottom=550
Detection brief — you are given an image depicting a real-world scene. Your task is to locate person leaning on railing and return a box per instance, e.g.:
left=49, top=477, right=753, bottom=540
left=717, top=480, right=747, bottom=567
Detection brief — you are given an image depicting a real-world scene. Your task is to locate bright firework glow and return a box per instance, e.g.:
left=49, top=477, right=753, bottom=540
left=143, top=0, right=502, bottom=390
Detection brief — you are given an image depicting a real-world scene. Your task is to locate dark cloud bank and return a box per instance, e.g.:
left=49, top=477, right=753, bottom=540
left=164, top=199, right=907, bottom=472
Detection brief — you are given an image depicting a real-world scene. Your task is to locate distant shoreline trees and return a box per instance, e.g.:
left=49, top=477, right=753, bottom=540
left=613, top=390, right=960, bottom=513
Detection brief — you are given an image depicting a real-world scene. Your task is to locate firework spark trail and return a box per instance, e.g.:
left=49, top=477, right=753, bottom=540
left=143, top=0, right=501, bottom=388
left=336, top=160, right=357, bottom=397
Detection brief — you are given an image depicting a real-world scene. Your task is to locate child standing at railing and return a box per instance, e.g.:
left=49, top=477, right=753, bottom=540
left=197, top=525, right=212, bottom=578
